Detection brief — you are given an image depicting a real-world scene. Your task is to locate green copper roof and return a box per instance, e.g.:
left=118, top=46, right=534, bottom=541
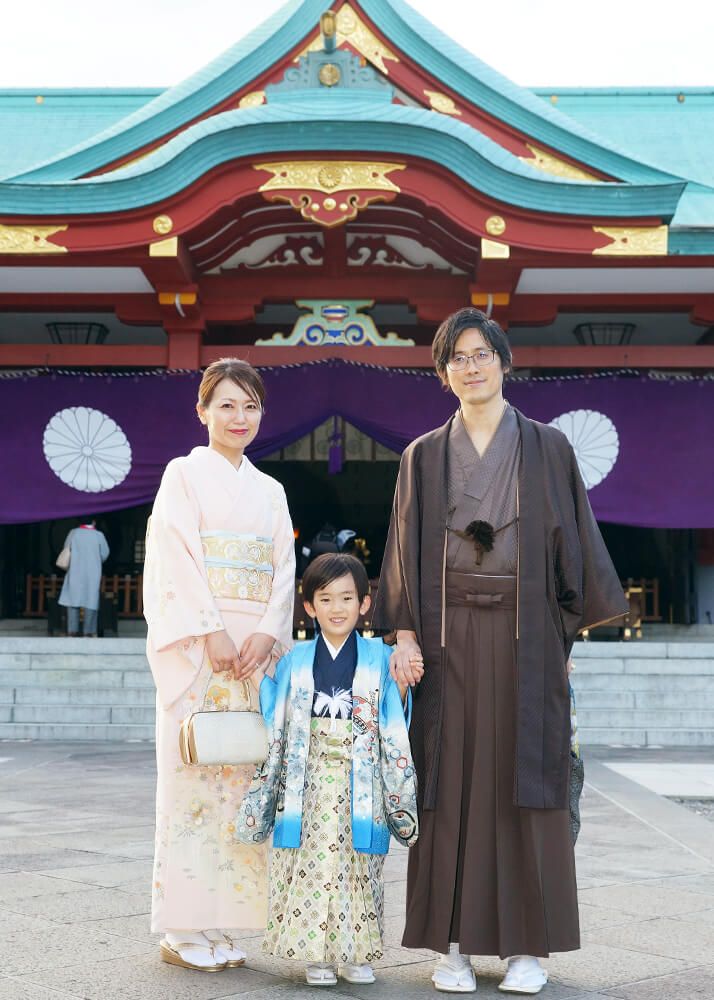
left=0, top=90, right=161, bottom=181
left=0, top=97, right=686, bottom=220
left=533, top=88, right=714, bottom=189
left=2, top=0, right=685, bottom=187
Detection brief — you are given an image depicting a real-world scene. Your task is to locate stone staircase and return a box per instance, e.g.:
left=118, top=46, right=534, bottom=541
left=0, top=638, right=155, bottom=741
left=0, top=637, right=712, bottom=745
left=573, top=641, right=714, bottom=747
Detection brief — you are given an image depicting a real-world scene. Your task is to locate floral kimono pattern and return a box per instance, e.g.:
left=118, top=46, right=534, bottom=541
left=144, top=447, right=295, bottom=933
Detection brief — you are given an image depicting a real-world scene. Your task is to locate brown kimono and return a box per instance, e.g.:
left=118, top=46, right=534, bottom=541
left=373, top=405, right=627, bottom=957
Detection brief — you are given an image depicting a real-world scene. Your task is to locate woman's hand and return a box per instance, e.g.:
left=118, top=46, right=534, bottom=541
left=236, top=632, right=275, bottom=680
left=390, top=629, right=425, bottom=691
left=206, top=629, right=240, bottom=675
left=567, top=658, right=574, bottom=676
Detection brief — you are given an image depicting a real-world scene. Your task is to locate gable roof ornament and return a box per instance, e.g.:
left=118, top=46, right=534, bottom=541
left=268, top=6, right=392, bottom=101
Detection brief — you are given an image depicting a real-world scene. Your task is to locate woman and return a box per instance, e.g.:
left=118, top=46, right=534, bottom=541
left=143, top=358, right=295, bottom=972
left=373, top=309, right=627, bottom=995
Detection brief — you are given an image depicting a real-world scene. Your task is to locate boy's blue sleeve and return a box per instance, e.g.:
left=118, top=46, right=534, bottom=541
left=379, top=643, right=412, bottom=726
left=259, top=651, right=291, bottom=725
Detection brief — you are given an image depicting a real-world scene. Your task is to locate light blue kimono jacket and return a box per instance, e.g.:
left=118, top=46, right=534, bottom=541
left=235, top=633, right=418, bottom=854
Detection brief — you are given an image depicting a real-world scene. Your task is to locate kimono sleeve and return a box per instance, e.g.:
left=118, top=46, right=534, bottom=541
left=372, top=446, right=421, bottom=635
left=143, top=458, right=224, bottom=652
left=378, top=648, right=419, bottom=847
left=256, top=484, right=295, bottom=656
left=234, top=652, right=292, bottom=845
left=559, top=443, right=628, bottom=654
left=98, top=532, right=109, bottom=562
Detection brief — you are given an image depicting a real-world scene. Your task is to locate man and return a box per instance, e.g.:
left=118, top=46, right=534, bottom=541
left=373, top=308, right=627, bottom=995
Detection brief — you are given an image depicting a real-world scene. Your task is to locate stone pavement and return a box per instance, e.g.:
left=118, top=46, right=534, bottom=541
left=0, top=743, right=713, bottom=1000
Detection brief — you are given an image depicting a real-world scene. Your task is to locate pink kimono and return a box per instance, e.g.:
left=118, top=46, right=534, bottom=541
left=143, top=446, right=295, bottom=933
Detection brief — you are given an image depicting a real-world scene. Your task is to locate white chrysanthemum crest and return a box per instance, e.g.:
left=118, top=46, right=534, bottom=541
left=43, top=406, right=132, bottom=493
left=549, top=409, right=619, bottom=490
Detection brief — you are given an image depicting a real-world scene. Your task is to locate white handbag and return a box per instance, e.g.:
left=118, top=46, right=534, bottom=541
left=179, top=678, right=269, bottom=767
left=56, top=546, right=71, bottom=571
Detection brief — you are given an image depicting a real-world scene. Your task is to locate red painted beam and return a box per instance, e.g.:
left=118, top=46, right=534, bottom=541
left=0, top=344, right=167, bottom=367
left=1, top=343, right=713, bottom=370
left=199, top=345, right=714, bottom=370
left=512, top=346, right=714, bottom=369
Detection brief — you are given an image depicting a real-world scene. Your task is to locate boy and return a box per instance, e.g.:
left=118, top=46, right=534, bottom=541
left=237, top=553, right=422, bottom=986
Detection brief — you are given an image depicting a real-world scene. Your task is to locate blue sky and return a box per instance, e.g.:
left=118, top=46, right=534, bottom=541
left=3, top=0, right=713, bottom=89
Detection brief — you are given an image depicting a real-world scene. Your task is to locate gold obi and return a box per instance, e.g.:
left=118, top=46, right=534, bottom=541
left=201, top=531, right=273, bottom=603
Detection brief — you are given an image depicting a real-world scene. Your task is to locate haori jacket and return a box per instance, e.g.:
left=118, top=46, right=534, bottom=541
left=235, top=633, right=419, bottom=854
left=372, top=408, right=629, bottom=812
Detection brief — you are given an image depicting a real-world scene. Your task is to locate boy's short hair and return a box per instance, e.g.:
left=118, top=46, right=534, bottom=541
left=302, top=553, right=370, bottom=605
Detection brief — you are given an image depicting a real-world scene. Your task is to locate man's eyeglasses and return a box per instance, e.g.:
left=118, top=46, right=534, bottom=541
left=446, top=349, right=497, bottom=371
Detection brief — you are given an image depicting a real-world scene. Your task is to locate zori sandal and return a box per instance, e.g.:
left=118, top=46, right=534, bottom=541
left=203, top=929, right=246, bottom=968
left=159, top=937, right=226, bottom=973
left=306, top=963, right=338, bottom=986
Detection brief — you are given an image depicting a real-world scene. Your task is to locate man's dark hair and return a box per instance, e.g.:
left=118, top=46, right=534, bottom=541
left=432, top=307, right=513, bottom=388
left=302, top=553, right=370, bottom=605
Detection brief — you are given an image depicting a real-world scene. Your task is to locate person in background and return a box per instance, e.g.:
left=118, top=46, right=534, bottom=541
left=58, top=517, right=109, bottom=637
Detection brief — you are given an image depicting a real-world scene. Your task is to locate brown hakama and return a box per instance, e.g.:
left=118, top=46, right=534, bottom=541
left=402, top=408, right=580, bottom=958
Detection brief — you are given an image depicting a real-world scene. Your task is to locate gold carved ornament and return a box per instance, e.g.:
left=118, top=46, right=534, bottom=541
left=319, top=63, right=341, bottom=86
left=424, top=91, right=462, bottom=116
left=153, top=214, right=173, bottom=235
left=520, top=144, right=602, bottom=183
left=0, top=224, right=68, bottom=254
left=239, top=90, right=266, bottom=109
left=254, top=160, right=405, bottom=227
left=300, top=2, right=400, bottom=75
left=592, top=225, right=668, bottom=256
left=485, top=215, right=506, bottom=237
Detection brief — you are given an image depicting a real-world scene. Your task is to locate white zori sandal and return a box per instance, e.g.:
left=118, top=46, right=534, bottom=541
left=341, top=963, right=376, bottom=983
left=498, top=956, right=548, bottom=995
left=432, top=944, right=477, bottom=993
left=203, top=929, right=247, bottom=967
left=305, top=963, right=338, bottom=986
left=160, top=931, right=226, bottom=972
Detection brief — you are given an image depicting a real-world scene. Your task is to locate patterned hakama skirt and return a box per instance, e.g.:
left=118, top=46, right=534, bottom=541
left=263, top=718, right=385, bottom=965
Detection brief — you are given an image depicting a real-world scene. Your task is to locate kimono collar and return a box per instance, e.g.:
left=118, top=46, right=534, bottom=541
left=192, top=445, right=252, bottom=473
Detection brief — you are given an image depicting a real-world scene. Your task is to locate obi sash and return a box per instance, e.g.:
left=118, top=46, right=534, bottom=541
left=200, top=530, right=273, bottom=603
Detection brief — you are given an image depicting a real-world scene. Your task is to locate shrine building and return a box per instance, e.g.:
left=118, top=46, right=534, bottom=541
left=1, top=0, right=713, bottom=631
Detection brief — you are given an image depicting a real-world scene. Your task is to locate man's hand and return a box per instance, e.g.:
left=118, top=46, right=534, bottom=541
left=390, top=629, right=425, bottom=691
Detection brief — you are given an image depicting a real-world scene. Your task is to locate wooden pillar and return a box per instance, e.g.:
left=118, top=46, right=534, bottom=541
left=166, top=327, right=203, bottom=369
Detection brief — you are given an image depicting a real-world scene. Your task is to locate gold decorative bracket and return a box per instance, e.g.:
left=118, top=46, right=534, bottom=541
left=301, top=2, right=400, bottom=74
left=0, top=224, right=68, bottom=254
left=480, top=238, right=510, bottom=259
left=520, top=144, right=602, bottom=182
left=592, top=225, right=668, bottom=256
left=254, top=160, right=405, bottom=227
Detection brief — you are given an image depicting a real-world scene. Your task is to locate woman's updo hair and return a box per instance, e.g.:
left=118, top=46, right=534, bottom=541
left=197, top=358, right=266, bottom=410
left=432, top=308, right=513, bottom=389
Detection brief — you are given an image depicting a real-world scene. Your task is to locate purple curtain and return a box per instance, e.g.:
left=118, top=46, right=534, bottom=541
left=1, top=362, right=712, bottom=528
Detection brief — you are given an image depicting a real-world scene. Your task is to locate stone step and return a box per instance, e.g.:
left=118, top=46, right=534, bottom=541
left=572, top=657, right=714, bottom=675
left=577, top=708, right=714, bottom=729
left=0, top=722, right=154, bottom=741
left=572, top=673, right=714, bottom=692
left=580, top=728, right=714, bottom=747
left=0, top=668, right=154, bottom=688
left=9, top=686, right=156, bottom=706
left=577, top=689, right=714, bottom=709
